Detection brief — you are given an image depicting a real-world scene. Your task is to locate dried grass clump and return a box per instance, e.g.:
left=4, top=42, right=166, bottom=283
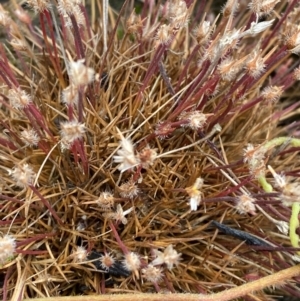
left=1, top=0, right=300, bottom=300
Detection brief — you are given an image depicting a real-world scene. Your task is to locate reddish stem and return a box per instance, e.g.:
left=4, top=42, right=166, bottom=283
left=70, top=14, right=85, bottom=59
left=109, top=221, right=129, bottom=254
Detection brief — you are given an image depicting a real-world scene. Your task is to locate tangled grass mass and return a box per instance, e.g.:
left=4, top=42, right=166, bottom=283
left=1, top=0, right=300, bottom=300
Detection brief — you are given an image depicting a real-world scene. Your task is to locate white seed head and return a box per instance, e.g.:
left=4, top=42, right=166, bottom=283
left=72, top=246, right=87, bottom=263
left=69, top=59, right=95, bottom=86
left=123, top=252, right=141, bottom=272
left=154, top=24, right=173, bottom=48
left=261, top=86, right=283, bottom=103
left=10, top=164, right=36, bottom=188
left=142, top=264, right=163, bottom=283
left=244, top=144, right=266, bottom=178
left=249, top=0, right=281, bottom=17
left=96, top=192, right=115, bottom=210
left=137, top=146, right=157, bottom=168
left=26, top=0, right=51, bottom=13
left=268, top=165, right=300, bottom=206
left=61, top=85, right=79, bottom=107
left=222, top=0, right=239, bottom=17
left=219, top=29, right=241, bottom=49
left=193, top=20, right=212, bottom=44
left=180, top=111, right=210, bottom=130
left=268, top=165, right=286, bottom=189
left=236, top=195, right=256, bottom=215
left=0, top=235, right=16, bottom=264
left=113, top=129, right=140, bottom=172
left=126, top=10, right=143, bottom=34
left=63, top=5, right=85, bottom=28
left=105, top=204, right=134, bottom=225
left=155, top=122, right=173, bottom=140
left=285, top=26, right=300, bottom=54
left=60, top=120, right=85, bottom=149
left=165, top=0, right=189, bottom=28
left=57, top=0, right=80, bottom=15
left=245, top=50, right=266, bottom=79
left=8, top=88, right=32, bottom=110
left=119, top=180, right=139, bottom=199
left=21, top=129, right=40, bottom=147
left=293, top=66, right=300, bottom=80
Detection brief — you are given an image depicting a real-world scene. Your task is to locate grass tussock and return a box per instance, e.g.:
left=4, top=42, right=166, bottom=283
left=1, top=0, right=300, bottom=300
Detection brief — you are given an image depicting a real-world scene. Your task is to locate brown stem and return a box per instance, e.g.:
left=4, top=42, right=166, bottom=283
left=22, top=264, right=300, bottom=301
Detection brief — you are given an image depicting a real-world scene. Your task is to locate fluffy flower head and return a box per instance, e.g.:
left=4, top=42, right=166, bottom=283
left=142, top=264, right=163, bottom=283
left=180, top=111, right=211, bottom=130
left=236, top=195, right=256, bottom=215
left=96, top=192, right=115, bottom=210
left=72, top=246, right=87, bottom=263
left=123, top=252, right=141, bottom=275
left=113, top=129, right=140, bottom=172
left=10, top=164, right=36, bottom=188
left=119, top=179, right=139, bottom=199
left=20, top=129, right=40, bottom=147
left=104, top=204, right=134, bottom=225
left=60, top=120, right=85, bottom=149
left=243, top=144, right=266, bottom=178
left=0, top=235, right=16, bottom=264
left=99, top=252, right=115, bottom=270
left=268, top=165, right=300, bottom=206
left=69, top=59, right=95, bottom=86
left=152, top=244, right=181, bottom=270
left=8, top=88, right=32, bottom=110
left=137, top=146, right=157, bottom=168
left=26, top=0, right=51, bottom=13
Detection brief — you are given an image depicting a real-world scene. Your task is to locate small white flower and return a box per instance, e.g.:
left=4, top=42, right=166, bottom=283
left=113, top=129, right=140, bottom=172
left=106, top=204, right=134, bottom=225
left=99, top=252, right=115, bottom=270
left=152, top=245, right=181, bottom=270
